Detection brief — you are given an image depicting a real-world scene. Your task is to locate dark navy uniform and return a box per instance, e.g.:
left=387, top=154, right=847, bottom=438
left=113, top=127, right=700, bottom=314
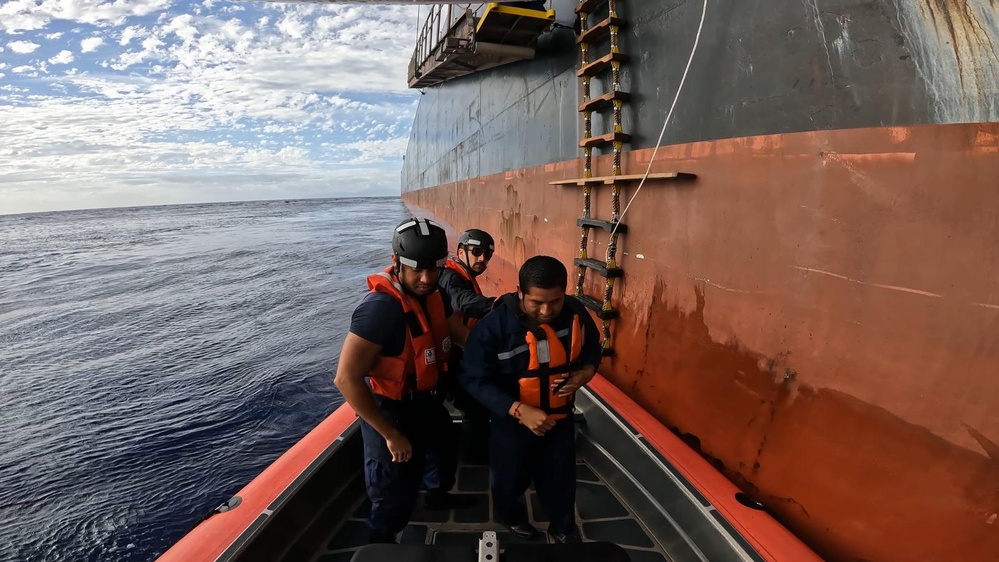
left=436, top=259, right=496, bottom=464
left=437, top=263, right=495, bottom=322
left=459, top=294, right=601, bottom=535
left=350, top=290, right=456, bottom=538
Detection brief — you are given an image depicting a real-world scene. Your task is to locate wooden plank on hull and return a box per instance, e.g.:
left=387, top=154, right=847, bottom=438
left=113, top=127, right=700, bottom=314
left=551, top=172, right=698, bottom=186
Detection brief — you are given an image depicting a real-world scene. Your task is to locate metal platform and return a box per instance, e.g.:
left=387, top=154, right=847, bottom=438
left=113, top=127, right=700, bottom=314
left=408, top=4, right=555, bottom=89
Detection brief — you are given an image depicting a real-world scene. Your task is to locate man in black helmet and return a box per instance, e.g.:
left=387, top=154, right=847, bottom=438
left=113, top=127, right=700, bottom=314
left=434, top=229, right=497, bottom=464
left=334, top=217, right=472, bottom=544
left=439, top=229, right=497, bottom=325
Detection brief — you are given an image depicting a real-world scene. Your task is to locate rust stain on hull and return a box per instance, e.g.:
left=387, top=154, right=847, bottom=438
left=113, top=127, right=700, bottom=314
left=404, top=122, right=999, bottom=561
left=894, top=0, right=999, bottom=122
left=639, top=279, right=999, bottom=562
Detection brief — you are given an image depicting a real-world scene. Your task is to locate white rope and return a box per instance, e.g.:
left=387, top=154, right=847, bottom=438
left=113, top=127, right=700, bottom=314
left=612, top=0, right=709, bottom=237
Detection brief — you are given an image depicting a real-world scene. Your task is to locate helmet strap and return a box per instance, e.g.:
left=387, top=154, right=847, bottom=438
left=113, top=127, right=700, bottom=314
left=392, top=255, right=429, bottom=298
left=457, top=246, right=472, bottom=270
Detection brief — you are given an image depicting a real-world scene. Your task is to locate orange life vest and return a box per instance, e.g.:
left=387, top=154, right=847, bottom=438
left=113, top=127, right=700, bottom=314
left=443, top=258, right=482, bottom=329
left=518, top=313, right=583, bottom=421
left=365, top=266, right=451, bottom=400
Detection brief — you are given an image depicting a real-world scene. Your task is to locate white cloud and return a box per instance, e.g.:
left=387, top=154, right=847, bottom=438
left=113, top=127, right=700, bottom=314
left=80, top=37, right=104, bottom=53
left=7, top=40, right=41, bottom=54
left=338, top=137, right=410, bottom=163
left=0, top=0, right=174, bottom=33
left=49, top=50, right=75, bottom=65
left=276, top=12, right=308, bottom=40
left=119, top=26, right=146, bottom=46
left=1, top=3, right=427, bottom=215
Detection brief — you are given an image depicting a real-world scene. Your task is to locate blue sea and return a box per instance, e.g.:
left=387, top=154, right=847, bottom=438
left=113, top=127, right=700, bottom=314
left=0, top=198, right=409, bottom=561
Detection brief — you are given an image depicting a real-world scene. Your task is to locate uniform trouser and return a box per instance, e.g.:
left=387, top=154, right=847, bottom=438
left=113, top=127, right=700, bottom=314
left=423, top=348, right=489, bottom=488
left=419, top=393, right=458, bottom=492
left=361, top=393, right=456, bottom=536
left=491, top=415, right=576, bottom=535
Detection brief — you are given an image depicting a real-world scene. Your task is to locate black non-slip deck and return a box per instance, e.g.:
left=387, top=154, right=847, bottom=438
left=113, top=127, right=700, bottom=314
left=313, top=452, right=669, bottom=562
left=238, top=390, right=764, bottom=562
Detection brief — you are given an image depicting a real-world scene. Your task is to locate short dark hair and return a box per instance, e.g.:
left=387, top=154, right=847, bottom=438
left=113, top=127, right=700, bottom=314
left=518, top=256, right=567, bottom=292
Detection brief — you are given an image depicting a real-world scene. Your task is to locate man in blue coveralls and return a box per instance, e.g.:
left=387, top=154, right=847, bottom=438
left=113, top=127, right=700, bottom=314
left=459, top=255, right=602, bottom=543
left=334, top=217, right=471, bottom=543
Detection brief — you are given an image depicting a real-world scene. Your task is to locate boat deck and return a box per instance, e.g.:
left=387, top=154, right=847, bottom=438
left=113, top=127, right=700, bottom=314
left=313, top=442, right=670, bottom=562
left=161, top=380, right=816, bottom=562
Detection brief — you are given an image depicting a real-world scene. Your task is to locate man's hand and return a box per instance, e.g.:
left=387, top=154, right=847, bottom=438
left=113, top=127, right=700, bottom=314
left=556, top=368, right=596, bottom=397
left=385, top=430, right=413, bottom=463
left=517, top=403, right=556, bottom=436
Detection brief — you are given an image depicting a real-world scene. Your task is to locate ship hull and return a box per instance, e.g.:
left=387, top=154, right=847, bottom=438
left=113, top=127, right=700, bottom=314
left=401, top=1, right=999, bottom=559
left=403, top=122, right=999, bottom=561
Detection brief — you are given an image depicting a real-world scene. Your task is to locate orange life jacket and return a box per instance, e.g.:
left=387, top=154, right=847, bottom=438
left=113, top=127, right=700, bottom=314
left=518, top=313, right=583, bottom=421
left=365, top=266, right=451, bottom=400
left=443, top=258, right=482, bottom=329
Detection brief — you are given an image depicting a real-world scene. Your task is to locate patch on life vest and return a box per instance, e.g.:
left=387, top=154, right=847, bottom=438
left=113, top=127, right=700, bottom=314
left=425, top=348, right=436, bottom=365
left=442, top=337, right=452, bottom=353
left=537, top=340, right=551, bottom=364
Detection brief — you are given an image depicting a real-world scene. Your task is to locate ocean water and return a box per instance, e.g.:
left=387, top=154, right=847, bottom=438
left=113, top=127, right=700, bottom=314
left=0, top=198, right=409, bottom=561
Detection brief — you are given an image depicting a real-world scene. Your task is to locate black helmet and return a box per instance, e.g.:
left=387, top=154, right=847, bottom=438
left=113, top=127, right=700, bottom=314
left=458, top=229, right=495, bottom=251
left=392, top=217, right=448, bottom=269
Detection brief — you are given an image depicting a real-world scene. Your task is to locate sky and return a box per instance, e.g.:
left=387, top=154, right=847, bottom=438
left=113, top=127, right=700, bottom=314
left=0, top=0, right=425, bottom=215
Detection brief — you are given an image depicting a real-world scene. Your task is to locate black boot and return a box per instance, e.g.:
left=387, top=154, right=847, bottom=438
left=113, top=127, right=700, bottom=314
left=503, top=521, right=540, bottom=540
left=547, top=526, right=581, bottom=544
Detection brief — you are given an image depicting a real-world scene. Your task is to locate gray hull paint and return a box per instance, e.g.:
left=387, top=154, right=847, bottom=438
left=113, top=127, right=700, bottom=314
left=402, top=0, right=999, bottom=192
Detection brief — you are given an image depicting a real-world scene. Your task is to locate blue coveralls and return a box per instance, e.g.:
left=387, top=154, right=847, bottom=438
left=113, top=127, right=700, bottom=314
left=349, top=290, right=457, bottom=539
left=459, top=293, right=602, bottom=535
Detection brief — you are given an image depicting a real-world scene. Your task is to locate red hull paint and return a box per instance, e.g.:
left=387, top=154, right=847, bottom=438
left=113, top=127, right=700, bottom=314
left=403, top=122, right=999, bottom=561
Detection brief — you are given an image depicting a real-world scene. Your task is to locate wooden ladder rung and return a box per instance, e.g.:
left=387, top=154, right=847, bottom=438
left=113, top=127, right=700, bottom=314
left=575, top=258, right=624, bottom=278
left=577, top=218, right=628, bottom=233
left=575, top=0, right=608, bottom=14
left=577, top=294, right=619, bottom=320
left=577, top=52, right=629, bottom=77
left=550, top=172, right=698, bottom=186
left=579, top=132, right=630, bottom=149
left=577, top=16, right=626, bottom=44
left=578, top=90, right=631, bottom=113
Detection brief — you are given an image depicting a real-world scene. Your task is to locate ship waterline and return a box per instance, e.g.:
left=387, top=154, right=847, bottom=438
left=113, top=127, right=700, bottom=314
left=403, top=121, right=999, bottom=562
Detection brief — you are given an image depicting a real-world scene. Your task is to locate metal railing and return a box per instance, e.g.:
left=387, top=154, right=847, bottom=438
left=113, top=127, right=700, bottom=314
left=408, top=2, right=553, bottom=85
left=409, top=3, right=486, bottom=81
